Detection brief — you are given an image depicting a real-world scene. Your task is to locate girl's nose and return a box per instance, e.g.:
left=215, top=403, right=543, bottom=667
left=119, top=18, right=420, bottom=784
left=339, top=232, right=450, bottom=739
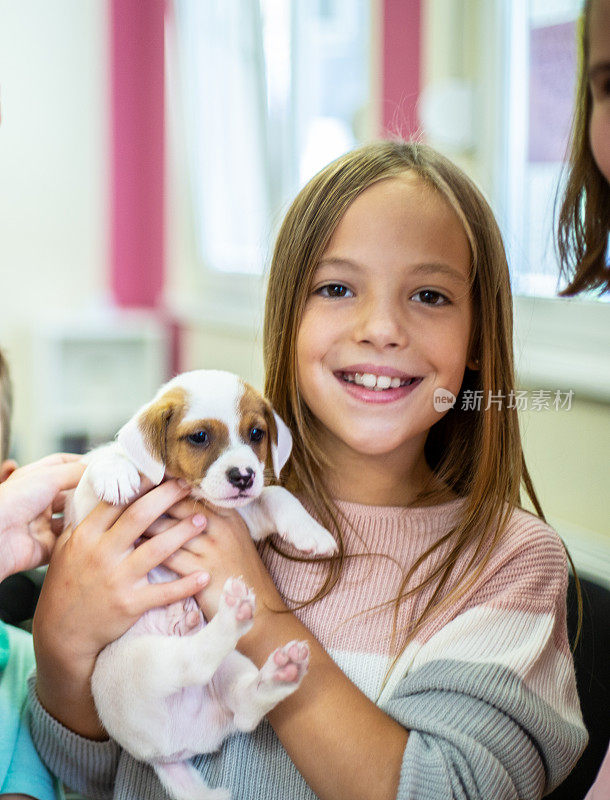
left=353, top=297, right=408, bottom=349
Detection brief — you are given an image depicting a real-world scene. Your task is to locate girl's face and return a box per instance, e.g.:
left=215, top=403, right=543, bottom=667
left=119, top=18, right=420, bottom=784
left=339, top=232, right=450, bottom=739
left=296, top=174, right=474, bottom=469
left=589, top=0, right=610, bottom=183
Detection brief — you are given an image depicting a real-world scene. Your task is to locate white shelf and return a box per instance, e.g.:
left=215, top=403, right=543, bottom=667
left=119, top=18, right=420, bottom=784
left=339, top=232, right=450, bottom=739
left=22, top=309, right=169, bottom=460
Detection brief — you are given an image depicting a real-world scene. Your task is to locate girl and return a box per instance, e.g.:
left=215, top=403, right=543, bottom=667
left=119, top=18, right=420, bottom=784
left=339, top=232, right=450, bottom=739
left=29, top=141, right=587, bottom=800
left=557, top=0, right=610, bottom=295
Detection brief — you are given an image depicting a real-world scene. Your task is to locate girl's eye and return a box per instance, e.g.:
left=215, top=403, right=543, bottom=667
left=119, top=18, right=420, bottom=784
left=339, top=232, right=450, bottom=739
left=188, top=431, right=209, bottom=446
left=412, top=289, right=449, bottom=306
left=250, top=427, right=265, bottom=443
left=316, top=283, right=353, bottom=299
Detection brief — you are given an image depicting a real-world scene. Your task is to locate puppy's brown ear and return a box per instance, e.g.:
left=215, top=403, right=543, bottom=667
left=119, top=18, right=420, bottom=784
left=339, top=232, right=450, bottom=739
left=116, top=387, right=185, bottom=485
left=263, top=402, right=293, bottom=479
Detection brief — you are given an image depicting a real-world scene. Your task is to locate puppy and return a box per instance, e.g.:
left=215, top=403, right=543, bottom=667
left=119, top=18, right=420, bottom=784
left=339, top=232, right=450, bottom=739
left=70, top=369, right=337, bottom=800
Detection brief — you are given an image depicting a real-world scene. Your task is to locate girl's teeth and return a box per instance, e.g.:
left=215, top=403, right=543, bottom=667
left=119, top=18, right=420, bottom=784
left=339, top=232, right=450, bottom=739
left=361, top=373, right=377, bottom=389
left=343, top=372, right=415, bottom=390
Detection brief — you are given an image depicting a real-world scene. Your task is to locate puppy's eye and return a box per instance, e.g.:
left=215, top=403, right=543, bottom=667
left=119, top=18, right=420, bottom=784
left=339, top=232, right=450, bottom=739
left=188, top=431, right=209, bottom=446
left=250, top=427, right=265, bottom=443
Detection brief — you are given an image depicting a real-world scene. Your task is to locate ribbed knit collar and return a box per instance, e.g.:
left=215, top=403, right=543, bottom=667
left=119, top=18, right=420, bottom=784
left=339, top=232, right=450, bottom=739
left=332, top=496, right=467, bottom=550
left=294, top=495, right=467, bottom=555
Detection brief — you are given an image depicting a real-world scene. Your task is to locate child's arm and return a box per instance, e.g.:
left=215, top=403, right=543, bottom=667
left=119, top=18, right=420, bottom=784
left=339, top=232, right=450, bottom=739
left=31, top=480, right=209, bottom=740
left=1, top=624, right=57, bottom=800
left=163, top=505, right=409, bottom=800
left=0, top=453, right=85, bottom=581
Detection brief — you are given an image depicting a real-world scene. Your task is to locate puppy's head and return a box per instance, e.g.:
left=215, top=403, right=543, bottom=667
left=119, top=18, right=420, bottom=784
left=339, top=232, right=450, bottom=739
left=116, top=370, right=292, bottom=507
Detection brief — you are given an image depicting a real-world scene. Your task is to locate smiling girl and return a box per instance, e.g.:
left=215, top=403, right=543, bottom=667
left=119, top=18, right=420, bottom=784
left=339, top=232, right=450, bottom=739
left=29, top=141, right=587, bottom=800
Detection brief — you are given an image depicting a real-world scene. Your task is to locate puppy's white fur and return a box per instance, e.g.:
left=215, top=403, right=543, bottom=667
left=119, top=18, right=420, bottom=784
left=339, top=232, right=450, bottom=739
left=70, top=370, right=336, bottom=800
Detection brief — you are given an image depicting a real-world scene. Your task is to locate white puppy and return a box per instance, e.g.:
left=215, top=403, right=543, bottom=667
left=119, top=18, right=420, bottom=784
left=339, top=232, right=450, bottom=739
left=70, top=369, right=337, bottom=800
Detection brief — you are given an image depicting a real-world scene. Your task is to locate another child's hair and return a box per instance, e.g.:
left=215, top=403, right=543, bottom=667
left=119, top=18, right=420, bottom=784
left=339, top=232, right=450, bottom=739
left=0, top=349, right=13, bottom=462
left=263, top=140, right=546, bottom=654
left=557, top=0, right=610, bottom=296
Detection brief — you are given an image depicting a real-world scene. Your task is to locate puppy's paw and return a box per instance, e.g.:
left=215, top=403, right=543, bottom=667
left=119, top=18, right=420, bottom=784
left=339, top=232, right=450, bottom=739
left=86, top=451, right=142, bottom=505
left=281, top=518, right=337, bottom=556
left=261, top=640, right=309, bottom=686
left=217, top=577, right=255, bottom=636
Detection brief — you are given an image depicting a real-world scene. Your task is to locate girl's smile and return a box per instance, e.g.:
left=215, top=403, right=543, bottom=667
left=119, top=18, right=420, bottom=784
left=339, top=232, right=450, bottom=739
left=296, top=173, right=475, bottom=478
left=335, top=367, right=423, bottom=404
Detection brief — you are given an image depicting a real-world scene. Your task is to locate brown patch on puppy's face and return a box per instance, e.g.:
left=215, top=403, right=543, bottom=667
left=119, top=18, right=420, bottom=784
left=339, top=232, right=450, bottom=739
left=167, top=418, right=230, bottom=484
left=138, top=387, right=230, bottom=484
left=238, top=382, right=272, bottom=470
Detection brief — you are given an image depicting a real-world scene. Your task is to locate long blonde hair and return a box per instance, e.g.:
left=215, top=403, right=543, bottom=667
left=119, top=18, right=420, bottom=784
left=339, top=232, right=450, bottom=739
left=557, top=0, right=610, bottom=296
left=263, top=141, right=559, bottom=655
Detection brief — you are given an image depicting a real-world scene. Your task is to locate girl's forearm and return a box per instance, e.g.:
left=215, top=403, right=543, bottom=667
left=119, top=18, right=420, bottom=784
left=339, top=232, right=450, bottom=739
left=34, top=645, right=107, bottom=740
left=239, top=607, right=408, bottom=800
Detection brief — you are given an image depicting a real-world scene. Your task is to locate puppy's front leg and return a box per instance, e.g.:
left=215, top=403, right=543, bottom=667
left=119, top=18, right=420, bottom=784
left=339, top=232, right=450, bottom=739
left=240, top=487, right=337, bottom=555
left=84, top=442, right=143, bottom=505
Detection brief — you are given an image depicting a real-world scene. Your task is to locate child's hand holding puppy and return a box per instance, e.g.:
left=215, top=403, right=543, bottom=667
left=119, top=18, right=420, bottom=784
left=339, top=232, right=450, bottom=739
left=155, top=499, right=287, bottom=622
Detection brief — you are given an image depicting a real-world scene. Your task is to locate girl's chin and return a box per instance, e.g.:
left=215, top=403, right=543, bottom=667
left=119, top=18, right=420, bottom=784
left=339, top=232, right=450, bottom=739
left=320, top=428, right=429, bottom=460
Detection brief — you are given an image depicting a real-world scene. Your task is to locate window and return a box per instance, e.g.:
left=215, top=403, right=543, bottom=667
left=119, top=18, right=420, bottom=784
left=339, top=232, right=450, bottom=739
left=170, top=0, right=371, bottom=278
left=500, top=0, right=594, bottom=298
left=495, top=0, right=609, bottom=401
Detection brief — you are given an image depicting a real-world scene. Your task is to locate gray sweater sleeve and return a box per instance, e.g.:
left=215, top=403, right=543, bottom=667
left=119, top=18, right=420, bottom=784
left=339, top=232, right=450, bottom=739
left=381, top=526, right=587, bottom=800
left=383, top=656, right=586, bottom=799
left=27, top=673, right=120, bottom=800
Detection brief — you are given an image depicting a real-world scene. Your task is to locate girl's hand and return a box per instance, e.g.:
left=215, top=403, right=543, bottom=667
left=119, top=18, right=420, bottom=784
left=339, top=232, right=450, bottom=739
left=0, top=453, right=85, bottom=580
left=157, top=499, right=285, bottom=621
left=33, top=480, right=210, bottom=738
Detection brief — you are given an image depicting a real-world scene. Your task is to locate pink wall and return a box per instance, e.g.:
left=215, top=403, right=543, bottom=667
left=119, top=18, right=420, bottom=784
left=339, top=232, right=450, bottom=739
left=110, top=0, right=165, bottom=309
left=381, top=0, right=422, bottom=137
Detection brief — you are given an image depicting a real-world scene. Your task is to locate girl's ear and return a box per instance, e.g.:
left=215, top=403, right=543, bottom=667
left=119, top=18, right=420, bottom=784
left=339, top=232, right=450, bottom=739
left=116, top=388, right=184, bottom=485
left=266, top=407, right=293, bottom=479
left=467, top=355, right=481, bottom=371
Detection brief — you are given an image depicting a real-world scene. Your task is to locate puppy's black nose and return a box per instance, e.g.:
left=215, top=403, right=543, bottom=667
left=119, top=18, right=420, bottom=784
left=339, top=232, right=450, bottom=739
left=226, top=467, right=255, bottom=490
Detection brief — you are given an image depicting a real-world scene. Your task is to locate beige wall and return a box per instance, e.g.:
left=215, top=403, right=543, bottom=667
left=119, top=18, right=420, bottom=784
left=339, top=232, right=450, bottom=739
left=519, top=399, right=609, bottom=536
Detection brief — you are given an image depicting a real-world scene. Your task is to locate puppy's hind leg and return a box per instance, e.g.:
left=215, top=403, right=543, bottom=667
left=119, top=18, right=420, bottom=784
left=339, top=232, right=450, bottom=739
left=222, top=641, right=310, bottom=732
left=154, top=761, right=230, bottom=800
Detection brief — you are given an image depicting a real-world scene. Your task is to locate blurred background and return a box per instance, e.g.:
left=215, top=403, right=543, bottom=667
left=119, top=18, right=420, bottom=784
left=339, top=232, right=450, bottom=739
left=0, top=0, right=607, bottom=584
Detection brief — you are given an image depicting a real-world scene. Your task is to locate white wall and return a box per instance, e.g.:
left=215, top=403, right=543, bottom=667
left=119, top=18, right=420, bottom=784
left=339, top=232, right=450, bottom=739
left=0, top=0, right=109, bottom=321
